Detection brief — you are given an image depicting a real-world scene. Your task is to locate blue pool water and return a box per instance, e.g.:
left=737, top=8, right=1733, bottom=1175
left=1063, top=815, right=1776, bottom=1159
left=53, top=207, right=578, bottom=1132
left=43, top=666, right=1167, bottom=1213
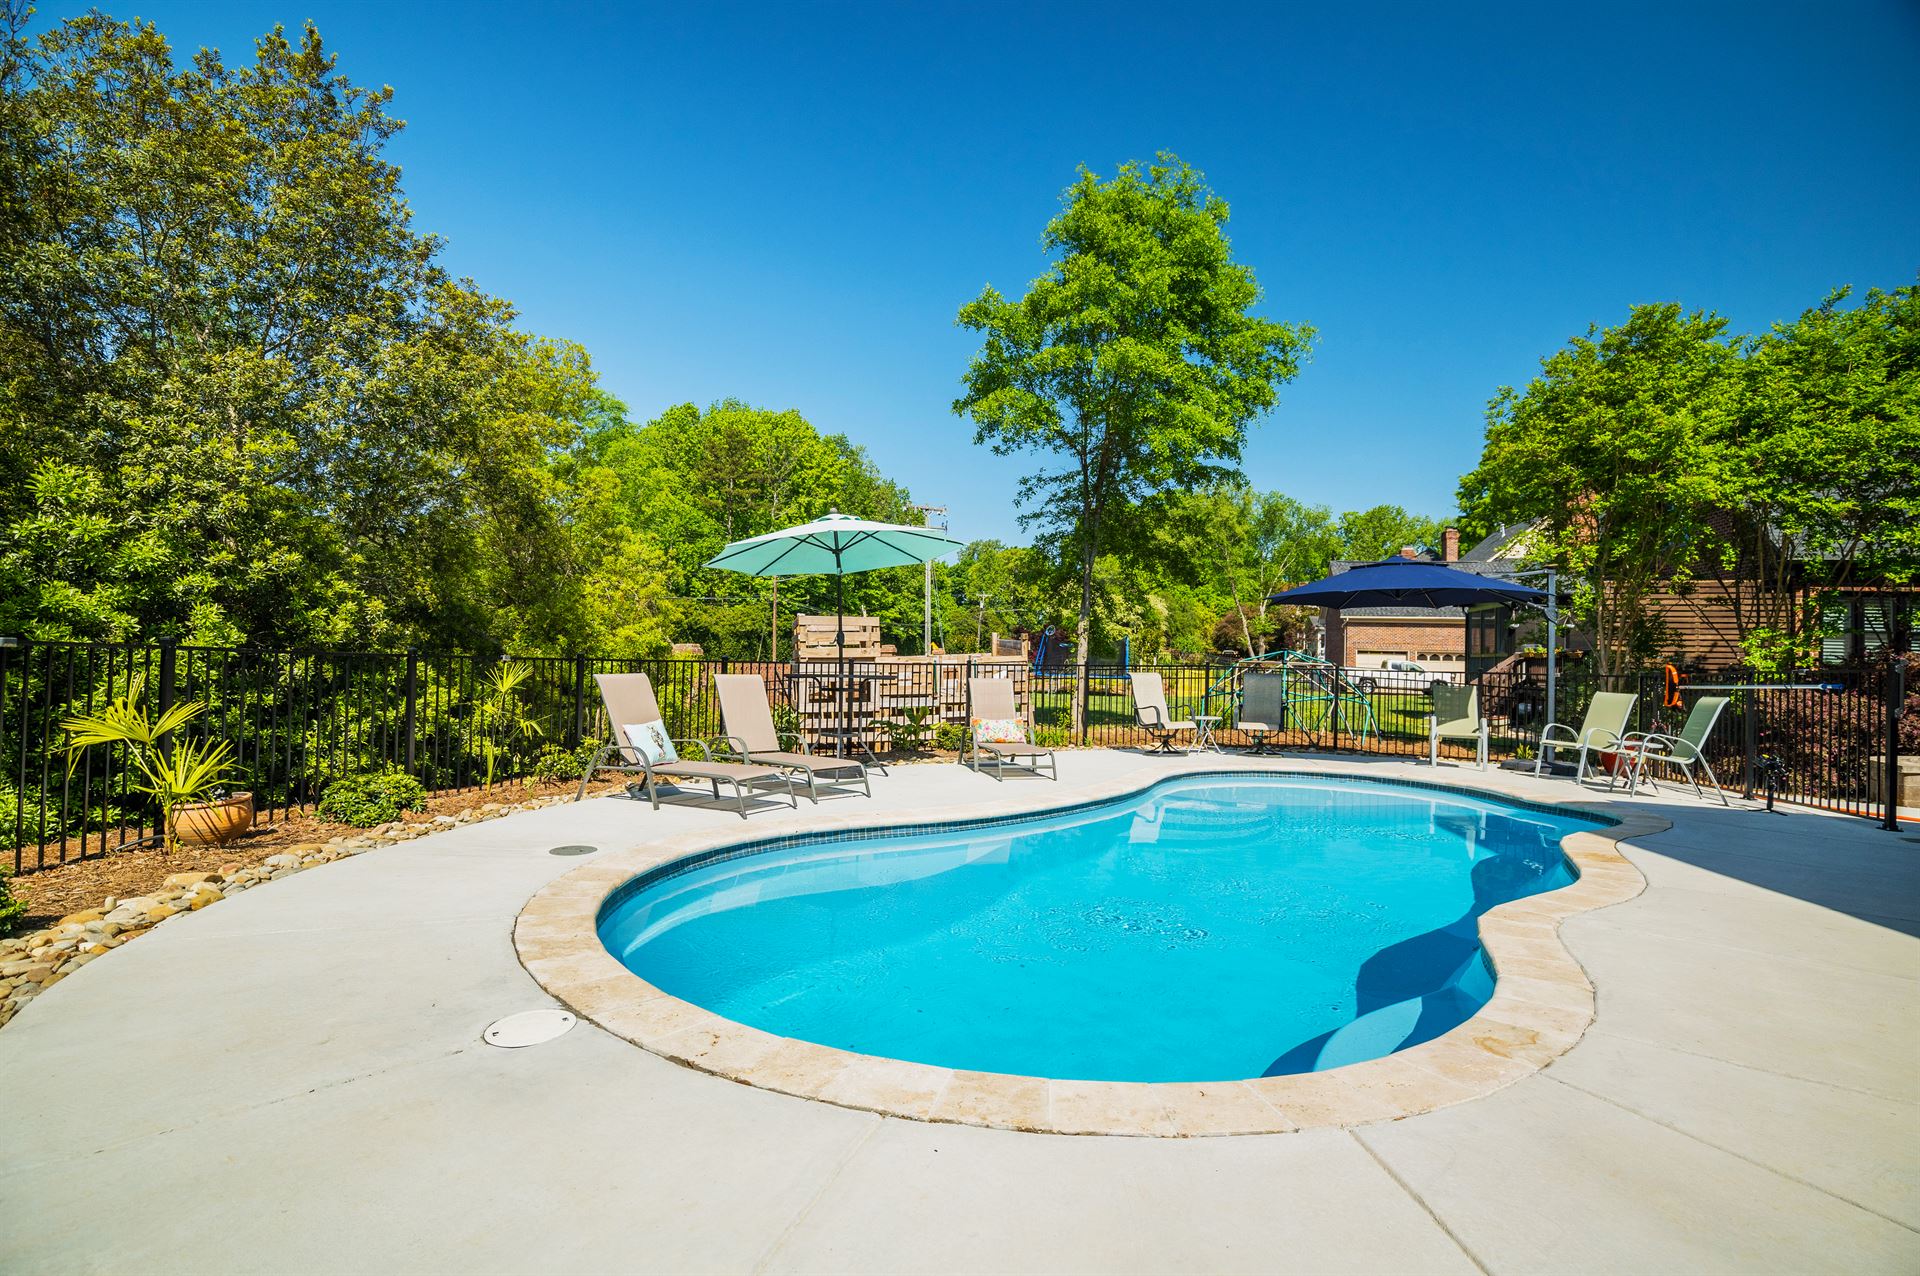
left=598, top=774, right=1601, bottom=1082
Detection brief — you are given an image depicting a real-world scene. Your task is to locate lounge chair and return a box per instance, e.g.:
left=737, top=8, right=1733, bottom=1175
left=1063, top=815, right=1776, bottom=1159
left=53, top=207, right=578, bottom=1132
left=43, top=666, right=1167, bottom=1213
left=576, top=672, right=795, bottom=818
left=1237, top=671, right=1285, bottom=755
left=1607, top=695, right=1731, bottom=805
left=713, top=673, right=871, bottom=801
left=966, top=676, right=1057, bottom=781
left=1428, top=683, right=1488, bottom=769
left=1534, top=690, right=1636, bottom=782
left=1129, top=672, right=1196, bottom=754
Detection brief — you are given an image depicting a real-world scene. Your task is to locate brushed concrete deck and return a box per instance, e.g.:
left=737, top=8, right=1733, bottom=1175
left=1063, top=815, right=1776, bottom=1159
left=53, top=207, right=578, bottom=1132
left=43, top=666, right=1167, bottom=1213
left=2, top=751, right=1916, bottom=1274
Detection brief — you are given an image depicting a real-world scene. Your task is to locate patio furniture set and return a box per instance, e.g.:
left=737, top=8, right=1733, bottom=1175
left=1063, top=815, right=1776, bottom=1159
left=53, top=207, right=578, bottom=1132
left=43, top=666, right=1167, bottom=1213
left=1128, top=671, right=1733, bottom=804
left=576, top=670, right=1057, bottom=818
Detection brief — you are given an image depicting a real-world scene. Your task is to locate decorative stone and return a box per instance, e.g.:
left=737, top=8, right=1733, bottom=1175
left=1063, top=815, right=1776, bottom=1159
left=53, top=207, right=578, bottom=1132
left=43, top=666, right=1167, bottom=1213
left=163, top=871, right=222, bottom=889
left=263, top=854, right=301, bottom=870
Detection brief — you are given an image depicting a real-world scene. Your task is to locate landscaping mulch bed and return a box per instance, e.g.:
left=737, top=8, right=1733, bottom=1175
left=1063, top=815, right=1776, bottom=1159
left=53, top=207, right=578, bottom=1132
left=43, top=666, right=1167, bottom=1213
left=6, top=779, right=609, bottom=931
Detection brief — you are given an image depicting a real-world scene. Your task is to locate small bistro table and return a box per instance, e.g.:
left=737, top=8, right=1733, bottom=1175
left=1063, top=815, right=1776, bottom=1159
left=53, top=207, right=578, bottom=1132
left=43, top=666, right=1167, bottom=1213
left=1191, top=714, right=1224, bottom=754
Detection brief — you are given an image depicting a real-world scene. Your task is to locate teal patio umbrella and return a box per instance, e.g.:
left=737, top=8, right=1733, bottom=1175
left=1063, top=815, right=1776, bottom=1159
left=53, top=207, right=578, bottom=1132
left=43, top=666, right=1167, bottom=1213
left=704, top=511, right=967, bottom=754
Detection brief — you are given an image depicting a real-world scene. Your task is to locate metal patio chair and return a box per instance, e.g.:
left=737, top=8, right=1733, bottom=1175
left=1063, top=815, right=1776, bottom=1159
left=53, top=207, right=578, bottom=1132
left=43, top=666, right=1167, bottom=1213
left=1608, top=695, right=1732, bottom=805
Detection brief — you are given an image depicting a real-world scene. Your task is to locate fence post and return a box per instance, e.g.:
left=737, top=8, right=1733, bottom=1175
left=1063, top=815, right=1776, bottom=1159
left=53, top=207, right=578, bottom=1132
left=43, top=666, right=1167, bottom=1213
left=1741, top=688, right=1759, bottom=800
left=1, top=636, right=22, bottom=867
left=1331, top=663, right=1342, bottom=754
left=569, top=653, right=587, bottom=750
left=404, top=649, right=419, bottom=775
left=1885, top=661, right=1906, bottom=833
left=155, top=637, right=177, bottom=742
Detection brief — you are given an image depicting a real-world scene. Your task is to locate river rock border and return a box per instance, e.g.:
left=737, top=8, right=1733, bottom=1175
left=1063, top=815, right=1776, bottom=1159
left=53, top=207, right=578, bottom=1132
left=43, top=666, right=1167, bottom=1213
left=518, top=762, right=1672, bottom=1138
left=0, top=793, right=578, bottom=1030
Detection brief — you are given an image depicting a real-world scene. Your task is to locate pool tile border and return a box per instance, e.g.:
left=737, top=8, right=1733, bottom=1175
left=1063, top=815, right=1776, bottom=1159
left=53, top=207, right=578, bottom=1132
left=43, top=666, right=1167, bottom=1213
left=514, top=760, right=1669, bottom=1137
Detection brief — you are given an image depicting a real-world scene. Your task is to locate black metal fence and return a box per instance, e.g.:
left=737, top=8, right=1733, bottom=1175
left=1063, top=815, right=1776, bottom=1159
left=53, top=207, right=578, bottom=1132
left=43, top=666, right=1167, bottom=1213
left=3, top=637, right=1908, bottom=873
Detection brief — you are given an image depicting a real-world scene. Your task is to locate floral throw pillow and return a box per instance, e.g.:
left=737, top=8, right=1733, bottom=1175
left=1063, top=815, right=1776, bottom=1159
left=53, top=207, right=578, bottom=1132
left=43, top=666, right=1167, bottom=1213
left=972, top=717, right=1027, bottom=745
left=621, top=720, right=679, bottom=765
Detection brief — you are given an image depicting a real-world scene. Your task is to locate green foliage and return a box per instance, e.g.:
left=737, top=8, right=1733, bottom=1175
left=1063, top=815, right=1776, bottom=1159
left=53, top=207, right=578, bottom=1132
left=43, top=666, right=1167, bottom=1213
left=468, top=660, right=544, bottom=788
left=578, top=399, right=917, bottom=658
left=1459, top=304, right=1741, bottom=672
left=316, top=770, right=427, bottom=827
left=932, top=721, right=969, bottom=752
left=525, top=740, right=603, bottom=785
left=59, top=679, right=240, bottom=851
left=0, top=12, right=664, bottom=655
left=954, top=154, right=1313, bottom=730
left=0, top=863, right=25, bottom=934
left=880, top=706, right=937, bottom=754
left=1460, top=284, right=1918, bottom=671
left=1032, top=724, right=1073, bottom=749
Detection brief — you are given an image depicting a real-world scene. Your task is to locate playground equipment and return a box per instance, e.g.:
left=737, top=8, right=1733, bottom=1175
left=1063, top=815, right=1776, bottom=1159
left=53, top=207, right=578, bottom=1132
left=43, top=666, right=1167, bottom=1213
left=1196, top=650, right=1379, bottom=745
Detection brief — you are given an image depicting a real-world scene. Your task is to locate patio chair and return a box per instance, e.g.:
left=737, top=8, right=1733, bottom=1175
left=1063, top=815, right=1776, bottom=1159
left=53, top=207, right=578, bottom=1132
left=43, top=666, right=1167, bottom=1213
left=1129, top=672, right=1196, bottom=754
left=575, top=673, right=795, bottom=818
left=1428, top=683, right=1488, bottom=770
left=966, top=676, right=1057, bottom=781
left=1238, top=671, right=1286, bottom=755
left=713, top=673, right=871, bottom=802
left=1607, top=695, right=1731, bottom=805
left=1533, top=690, right=1636, bottom=782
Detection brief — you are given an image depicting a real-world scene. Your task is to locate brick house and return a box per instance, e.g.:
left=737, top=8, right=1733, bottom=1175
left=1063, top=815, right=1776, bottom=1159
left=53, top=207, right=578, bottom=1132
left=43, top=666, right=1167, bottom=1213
left=1319, top=526, right=1535, bottom=673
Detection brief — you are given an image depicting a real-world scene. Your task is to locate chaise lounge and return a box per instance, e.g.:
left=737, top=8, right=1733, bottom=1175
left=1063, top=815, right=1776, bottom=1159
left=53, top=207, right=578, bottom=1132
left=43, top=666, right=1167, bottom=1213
left=713, top=673, right=872, bottom=801
left=576, top=672, right=795, bottom=817
left=966, top=675, right=1058, bottom=781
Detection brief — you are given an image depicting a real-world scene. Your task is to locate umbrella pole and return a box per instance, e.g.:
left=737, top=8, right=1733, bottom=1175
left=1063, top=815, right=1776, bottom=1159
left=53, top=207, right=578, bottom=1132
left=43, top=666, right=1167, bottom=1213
left=835, top=564, right=846, bottom=759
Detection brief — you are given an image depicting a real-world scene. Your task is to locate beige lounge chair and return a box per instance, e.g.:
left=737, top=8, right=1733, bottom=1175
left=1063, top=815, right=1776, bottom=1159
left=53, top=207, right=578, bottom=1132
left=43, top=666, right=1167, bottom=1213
left=576, top=673, right=795, bottom=817
left=1237, top=671, right=1285, bottom=755
left=1428, top=683, right=1488, bottom=769
left=1534, top=690, right=1636, bottom=782
left=966, top=676, right=1057, bottom=781
left=713, top=673, right=871, bottom=801
left=1129, top=672, right=1195, bottom=754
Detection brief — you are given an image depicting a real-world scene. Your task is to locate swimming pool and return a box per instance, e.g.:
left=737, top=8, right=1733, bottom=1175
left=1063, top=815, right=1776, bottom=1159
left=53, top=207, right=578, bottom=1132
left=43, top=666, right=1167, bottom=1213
left=597, top=774, right=1605, bottom=1083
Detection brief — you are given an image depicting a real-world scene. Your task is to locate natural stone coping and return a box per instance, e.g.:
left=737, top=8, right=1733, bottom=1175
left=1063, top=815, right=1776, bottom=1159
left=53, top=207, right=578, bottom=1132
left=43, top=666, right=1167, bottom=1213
left=514, top=765, right=1669, bottom=1137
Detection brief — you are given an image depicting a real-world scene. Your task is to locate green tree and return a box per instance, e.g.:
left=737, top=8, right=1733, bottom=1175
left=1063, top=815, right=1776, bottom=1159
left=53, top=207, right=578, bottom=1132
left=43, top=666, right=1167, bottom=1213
left=1722, top=283, right=1920, bottom=664
left=954, top=154, right=1312, bottom=734
left=0, top=10, right=630, bottom=653
left=1458, top=304, right=1741, bottom=673
left=1335, top=505, right=1445, bottom=563
left=584, top=400, right=920, bottom=658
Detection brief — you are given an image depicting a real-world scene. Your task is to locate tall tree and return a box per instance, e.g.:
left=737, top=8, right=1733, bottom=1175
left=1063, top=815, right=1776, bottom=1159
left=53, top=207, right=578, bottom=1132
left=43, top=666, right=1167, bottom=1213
left=953, top=155, right=1312, bottom=734
left=0, top=11, right=627, bottom=651
left=1457, top=304, right=1741, bottom=673
left=1335, top=505, right=1444, bottom=562
left=1719, top=283, right=1920, bottom=666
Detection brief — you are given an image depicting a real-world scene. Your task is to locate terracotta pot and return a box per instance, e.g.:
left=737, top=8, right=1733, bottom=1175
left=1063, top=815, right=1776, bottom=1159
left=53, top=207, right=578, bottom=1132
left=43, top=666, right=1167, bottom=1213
left=170, top=792, right=255, bottom=846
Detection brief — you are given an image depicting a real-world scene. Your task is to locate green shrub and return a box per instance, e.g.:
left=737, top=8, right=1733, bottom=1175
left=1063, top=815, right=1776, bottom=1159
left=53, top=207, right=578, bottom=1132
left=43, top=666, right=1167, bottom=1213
left=316, top=770, right=428, bottom=827
left=1034, top=724, right=1073, bottom=749
left=0, top=866, right=25, bottom=935
left=526, top=740, right=601, bottom=785
left=932, top=721, right=968, bottom=752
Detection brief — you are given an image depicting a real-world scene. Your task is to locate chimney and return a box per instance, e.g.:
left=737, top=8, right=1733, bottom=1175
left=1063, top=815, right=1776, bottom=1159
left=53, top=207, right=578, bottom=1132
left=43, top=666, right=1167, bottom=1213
left=1398, top=545, right=1419, bottom=560
left=1442, top=527, right=1460, bottom=563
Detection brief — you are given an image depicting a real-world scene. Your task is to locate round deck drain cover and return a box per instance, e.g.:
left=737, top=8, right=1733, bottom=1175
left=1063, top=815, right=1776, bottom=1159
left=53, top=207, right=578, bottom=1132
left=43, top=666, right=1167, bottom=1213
left=484, top=1009, right=576, bottom=1048
left=548, top=844, right=599, bottom=856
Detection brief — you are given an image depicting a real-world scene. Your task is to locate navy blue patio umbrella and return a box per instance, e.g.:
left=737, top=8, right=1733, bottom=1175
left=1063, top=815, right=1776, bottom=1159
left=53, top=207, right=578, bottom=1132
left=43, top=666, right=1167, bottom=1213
left=1266, top=559, right=1549, bottom=609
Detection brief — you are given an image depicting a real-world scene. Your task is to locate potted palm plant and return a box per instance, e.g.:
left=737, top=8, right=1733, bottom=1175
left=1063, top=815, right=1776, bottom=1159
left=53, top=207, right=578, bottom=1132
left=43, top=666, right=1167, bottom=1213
left=62, top=679, right=247, bottom=851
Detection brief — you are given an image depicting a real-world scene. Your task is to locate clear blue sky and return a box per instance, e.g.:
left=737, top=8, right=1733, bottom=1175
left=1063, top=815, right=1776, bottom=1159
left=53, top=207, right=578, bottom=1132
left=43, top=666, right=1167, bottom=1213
left=41, top=1, right=1920, bottom=544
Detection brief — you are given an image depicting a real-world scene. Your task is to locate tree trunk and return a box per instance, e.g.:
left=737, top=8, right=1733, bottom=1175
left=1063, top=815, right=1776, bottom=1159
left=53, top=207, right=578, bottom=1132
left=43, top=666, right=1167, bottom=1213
left=1074, top=538, right=1096, bottom=744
